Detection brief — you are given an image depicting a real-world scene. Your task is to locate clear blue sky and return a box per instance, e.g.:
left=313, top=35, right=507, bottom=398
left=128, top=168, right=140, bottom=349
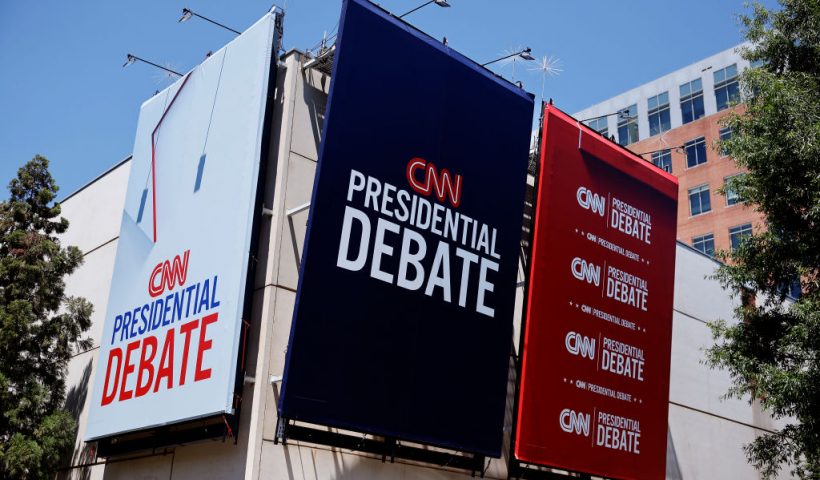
left=0, top=0, right=778, bottom=200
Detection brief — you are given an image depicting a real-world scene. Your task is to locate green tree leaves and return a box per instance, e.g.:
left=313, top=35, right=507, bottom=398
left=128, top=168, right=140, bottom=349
left=708, top=1, right=820, bottom=478
left=0, top=156, right=92, bottom=479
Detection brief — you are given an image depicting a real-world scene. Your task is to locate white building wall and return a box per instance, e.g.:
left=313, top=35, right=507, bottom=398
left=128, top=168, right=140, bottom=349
left=57, top=50, right=792, bottom=480
left=573, top=44, right=751, bottom=144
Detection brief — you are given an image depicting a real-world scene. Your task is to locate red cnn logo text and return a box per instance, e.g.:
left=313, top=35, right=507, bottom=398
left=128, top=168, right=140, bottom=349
left=406, top=157, right=462, bottom=208
left=148, top=250, right=190, bottom=297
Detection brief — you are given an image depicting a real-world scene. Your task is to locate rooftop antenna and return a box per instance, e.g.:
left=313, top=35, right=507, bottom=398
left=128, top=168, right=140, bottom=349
left=527, top=55, right=563, bottom=105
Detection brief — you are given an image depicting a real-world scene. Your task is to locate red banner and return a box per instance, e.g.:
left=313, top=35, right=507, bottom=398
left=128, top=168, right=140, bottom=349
left=515, top=105, right=678, bottom=479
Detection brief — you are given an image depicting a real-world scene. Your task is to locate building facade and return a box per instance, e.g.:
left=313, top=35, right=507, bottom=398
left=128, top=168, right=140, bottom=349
left=573, top=45, right=765, bottom=255
left=50, top=49, right=793, bottom=480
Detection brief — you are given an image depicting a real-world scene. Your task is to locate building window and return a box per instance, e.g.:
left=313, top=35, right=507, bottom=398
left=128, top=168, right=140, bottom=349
left=729, top=223, right=753, bottom=250
left=725, top=173, right=744, bottom=206
left=585, top=117, right=608, bottom=136
left=714, top=64, right=740, bottom=111
left=719, top=127, right=732, bottom=156
left=617, top=104, right=639, bottom=146
left=692, top=233, right=715, bottom=256
left=689, top=184, right=711, bottom=216
left=685, top=136, right=707, bottom=168
left=680, top=78, right=705, bottom=124
left=647, top=92, right=671, bottom=136
left=651, top=149, right=672, bottom=173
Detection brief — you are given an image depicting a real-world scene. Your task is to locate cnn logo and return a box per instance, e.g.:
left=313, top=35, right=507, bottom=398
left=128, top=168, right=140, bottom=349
left=559, top=408, right=590, bottom=437
left=576, top=186, right=605, bottom=216
left=406, top=157, right=462, bottom=208
left=571, top=257, right=600, bottom=286
left=565, top=331, right=596, bottom=360
left=148, top=250, right=190, bottom=297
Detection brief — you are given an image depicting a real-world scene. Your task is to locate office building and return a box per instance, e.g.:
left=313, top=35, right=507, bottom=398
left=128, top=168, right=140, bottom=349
left=573, top=45, right=764, bottom=255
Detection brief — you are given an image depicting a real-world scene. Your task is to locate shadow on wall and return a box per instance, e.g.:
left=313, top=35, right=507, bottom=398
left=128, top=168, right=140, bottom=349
left=302, top=68, right=327, bottom=153
left=666, top=426, right=683, bottom=480
left=58, top=359, right=94, bottom=480
left=278, top=443, right=483, bottom=480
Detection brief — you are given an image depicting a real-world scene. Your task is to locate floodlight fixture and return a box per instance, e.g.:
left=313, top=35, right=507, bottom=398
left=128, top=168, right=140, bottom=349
left=178, top=8, right=194, bottom=23
left=178, top=7, right=241, bottom=35
left=633, top=144, right=687, bottom=158
left=518, top=48, right=535, bottom=61
left=399, top=0, right=451, bottom=19
left=578, top=109, right=631, bottom=124
left=481, top=47, right=535, bottom=67
left=122, top=53, right=183, bottom=77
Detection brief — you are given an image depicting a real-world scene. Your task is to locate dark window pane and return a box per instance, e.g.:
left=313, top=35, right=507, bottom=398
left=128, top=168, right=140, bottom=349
left=693, top=95, right=705, bottom=120
left=715, top=64, right=740, bottom=111
left=720, top=128, right=732, bottom=155
left=618, top=123, right=638, bottom=146
left=618, top=125, right=628, bottom=145
left=716, top=88, right=728, bottom=111
left=692, top=234, right=715, bottom=256
left=649, top=113, right=660, bottom=136
left=729, top=223, right=752, bottom=250
left=681, top=100, right=693, bottom=124
left=585, top=117, right=608, bottom=136
left=686, top=145, right=696, bottom=167
left=659, top=108, right=670, bottom=132
left=727, top=81, right=740, bottom=103
left=689, top=185, right=711, bottom=216
left=686, top=137, right=707, bottom=167
left=701, top=189, right=711, bottom=212
left=652, top=149, right=672, bottom=173
left=617, top=104, right=638, bottom=145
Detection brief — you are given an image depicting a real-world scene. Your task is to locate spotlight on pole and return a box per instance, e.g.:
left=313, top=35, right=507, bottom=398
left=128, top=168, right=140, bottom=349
left=518, top=47, right=535, bottom=61
left=579, top=108, right=632, bottom=124
left=399, top=0, right=451, bottom=19
left=122, top=53, right=183, bottom=77
left=178, top=8, right=194, bottom=23
left=178, top=7, right=241, bottom=35
left=481, top=47, right=535, bottom=67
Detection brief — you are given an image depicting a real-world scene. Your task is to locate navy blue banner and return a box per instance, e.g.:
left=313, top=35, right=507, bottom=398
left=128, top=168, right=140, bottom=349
left=279, top=0, right=533, bottom=457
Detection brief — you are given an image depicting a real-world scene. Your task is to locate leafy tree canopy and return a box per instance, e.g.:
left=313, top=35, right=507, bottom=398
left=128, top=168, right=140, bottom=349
left=0, top=155, right=92, bottom=479
left=709, top=1, right=820, bottom=478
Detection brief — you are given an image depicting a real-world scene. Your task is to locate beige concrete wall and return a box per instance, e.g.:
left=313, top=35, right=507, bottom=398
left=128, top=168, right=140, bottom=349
left=57, top=160, right=130, bottom=480
left=57, top=51, right=794, bottom=480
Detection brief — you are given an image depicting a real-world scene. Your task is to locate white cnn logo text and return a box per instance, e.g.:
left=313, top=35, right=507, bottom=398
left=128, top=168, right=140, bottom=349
left=571, top=257, right=600, bottom=286
left=559, top=408, right=591, bottom=436
left=565, top=331, right=596, bottom=360
left=576, top=186, right=606, bottom=216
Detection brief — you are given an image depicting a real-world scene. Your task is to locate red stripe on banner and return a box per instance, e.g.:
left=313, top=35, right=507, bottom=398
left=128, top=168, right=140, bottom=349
left=150, top=73, right=192, bottom=242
